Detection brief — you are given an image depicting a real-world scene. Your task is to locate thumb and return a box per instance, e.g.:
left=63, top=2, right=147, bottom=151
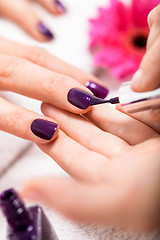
left=22, top=177, right=122, bottom=224
left=131, top=36, right=160, bottom=92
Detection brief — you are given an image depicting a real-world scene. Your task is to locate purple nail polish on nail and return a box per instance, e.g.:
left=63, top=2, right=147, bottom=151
left=31, top=119, right=58, bottom=140
left=85, top=81, right=109, bottom=99
left=67, top=88, right=91, bottom=109
left=67, top=88, right=118, bottom=108
left=55, top=0, right=66, bottom=13
left=37, top=22, right=54, bottom=39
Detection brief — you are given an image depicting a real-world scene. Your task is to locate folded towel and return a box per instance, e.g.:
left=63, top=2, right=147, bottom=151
left=0, top=91, right=40, bottom=176
left=0, top=131, right=31, bottom=176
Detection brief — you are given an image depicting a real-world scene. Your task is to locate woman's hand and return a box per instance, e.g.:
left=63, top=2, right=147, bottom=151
left=0, top=0, right=67, bottom=41
left=0, top=37, right=108, bottom=143
left=23, top=102, right=160, bottom=231
left=131, top=4, right=160, bottom=122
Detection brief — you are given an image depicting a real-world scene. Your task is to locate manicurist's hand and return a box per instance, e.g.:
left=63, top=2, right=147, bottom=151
left=23, top=101, right=160, bottom=231
left=131, top=4, right=160, bottom=122
left=0, top=0, right=67, bottom=41
left=0, top=37, right=108, bottom=143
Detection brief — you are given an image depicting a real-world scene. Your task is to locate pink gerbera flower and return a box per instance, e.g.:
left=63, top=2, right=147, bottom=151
left=89, top=0, right=160, bottom=80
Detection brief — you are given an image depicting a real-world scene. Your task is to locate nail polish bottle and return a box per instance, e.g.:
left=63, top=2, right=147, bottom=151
left=0, top=189, right=58, bottom=240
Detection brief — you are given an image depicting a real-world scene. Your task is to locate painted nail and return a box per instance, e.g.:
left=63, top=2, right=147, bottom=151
left=31, top=119, right=58, bottom=140
left=85, top=81, right=109, bottom=99
left=37, top=22, right=54, bottom=39
left=67, top=88, right=92, bottom=109
left=54, top=0, right=67, bottom=13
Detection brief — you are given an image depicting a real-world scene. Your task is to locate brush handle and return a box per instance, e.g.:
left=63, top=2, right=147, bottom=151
left=119, top=81, right=160, bottom=113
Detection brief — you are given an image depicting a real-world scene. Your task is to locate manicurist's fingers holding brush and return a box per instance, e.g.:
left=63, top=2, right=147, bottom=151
left=131, top=4, right=160, bottom=122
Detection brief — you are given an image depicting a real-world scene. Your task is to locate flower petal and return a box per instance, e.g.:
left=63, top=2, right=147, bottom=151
left=111, top=57, right=140, bottom=79
left=131, top=0, right=159, bottom=27
left=111, top=0, right=130, bottom=31
left=93, top=46, right=127, bottom=67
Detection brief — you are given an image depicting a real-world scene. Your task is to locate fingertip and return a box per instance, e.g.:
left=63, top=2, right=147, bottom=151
left=30, top=118, right=59, bottom=144
left=130, top=70, right=144, bottom=92
left=22, top=178, right=74, bottom=205
left=116, top=104, right=131, bottom=117
left=116, top=104, right=124, bottom=113
left=22, top=179, right=44, bottom=202
left=67, top=88, right=93, bottom=112
left=38, top=0, right=67, bottom=16
left=41, top=102, right=51, bottom=116
left=48, top=122, right=59, bottom=143
left=17, top=19, right=55, bottom=42
left=53, top=0, right=67, bottom=15
left=36, top=21, right=55, bottom=41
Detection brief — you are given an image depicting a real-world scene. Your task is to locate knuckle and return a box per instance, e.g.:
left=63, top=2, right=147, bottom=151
left=148, top=4, right=160, bottom=27
left=0, top=55, right=21, bottom=80
left=42, top=77, right=58, bottom=96
left=9, top=109, right=22, bottom=127
left=41, top=73, right=61, bottom=97
left=25, top=46, right=47, bottom=64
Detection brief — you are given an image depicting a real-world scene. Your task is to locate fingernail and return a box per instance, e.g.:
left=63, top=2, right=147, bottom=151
left=37, top=22, right=54, bottom=39
left=131, top=70, right=142, bottom=89
left=67, top=88, right=91, bottom=109
left=31, top=119, right=58, bottom=140
left=54, top=0, right=67, bottom=13
left=85, top=81, right=109, bottom=99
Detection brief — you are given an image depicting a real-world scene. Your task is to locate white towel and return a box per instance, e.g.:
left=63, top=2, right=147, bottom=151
left=0, top=93, right=29, bottom=176
left=0, top=144, right=159, bottom=240
left=0, top=91, right=41, bottom=176
left=0, top=131, right=31, bottom=176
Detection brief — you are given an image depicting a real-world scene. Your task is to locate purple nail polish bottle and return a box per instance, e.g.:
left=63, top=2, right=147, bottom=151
left=0, top=189, right=58, bottom=240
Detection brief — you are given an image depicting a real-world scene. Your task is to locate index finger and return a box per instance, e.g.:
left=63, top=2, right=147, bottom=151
left=0, top=37, right=109, bottom=99
left=0, top=54, right=92, bottom=114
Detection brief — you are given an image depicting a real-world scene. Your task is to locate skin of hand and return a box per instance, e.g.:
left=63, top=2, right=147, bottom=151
left=0, top=0, right=67, bottom=41
left=22, top=102, right=160, bottom=232
left=131, top=4, right=160, bottom=122
left=0, top=37, right=107, bottom=144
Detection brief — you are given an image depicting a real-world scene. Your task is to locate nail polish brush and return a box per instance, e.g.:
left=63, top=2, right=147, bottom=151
left=90, top=81, right=160, bottom=113
left=89, top=96, right=119, bottom=105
